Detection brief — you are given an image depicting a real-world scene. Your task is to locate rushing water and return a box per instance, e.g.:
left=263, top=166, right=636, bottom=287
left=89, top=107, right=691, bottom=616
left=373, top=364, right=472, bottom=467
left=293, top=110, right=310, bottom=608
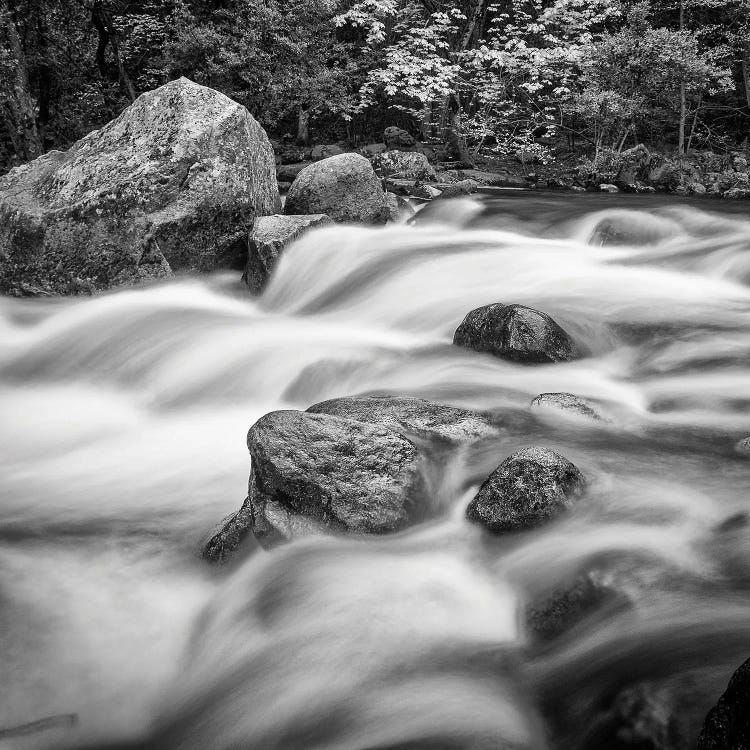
left=2, top=192, right=750, bottom=750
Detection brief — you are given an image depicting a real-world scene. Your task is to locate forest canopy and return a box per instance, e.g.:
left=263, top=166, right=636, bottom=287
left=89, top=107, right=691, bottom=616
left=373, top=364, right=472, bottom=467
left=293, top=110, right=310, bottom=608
left=1, top=0, right=749, bottom=172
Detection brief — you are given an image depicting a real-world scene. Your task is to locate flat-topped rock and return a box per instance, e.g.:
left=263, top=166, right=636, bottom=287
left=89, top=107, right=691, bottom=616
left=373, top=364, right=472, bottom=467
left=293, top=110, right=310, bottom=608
left=307, top=394, right=497, bottom=444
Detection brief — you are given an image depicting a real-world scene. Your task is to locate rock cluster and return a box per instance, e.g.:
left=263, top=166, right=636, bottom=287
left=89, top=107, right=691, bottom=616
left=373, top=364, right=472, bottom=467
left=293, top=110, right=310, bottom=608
left=0, top=77, right=280, bottom=295
left=202, top=395, right=502, bottom=557
left=586, top=143, right=750, bottom=198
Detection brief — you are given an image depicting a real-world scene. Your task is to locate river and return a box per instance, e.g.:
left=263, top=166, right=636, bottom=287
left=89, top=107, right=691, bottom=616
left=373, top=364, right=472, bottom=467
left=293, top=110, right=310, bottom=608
left=2, top=192, right=750, bottom=749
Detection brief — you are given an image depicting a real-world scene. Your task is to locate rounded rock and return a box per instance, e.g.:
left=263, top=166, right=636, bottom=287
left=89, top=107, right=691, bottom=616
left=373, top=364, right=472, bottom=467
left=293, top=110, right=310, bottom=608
left=466, top=446, right=585, bottom=533
left=284, top=153, right=388, bottom=224
left=453, top=303, right=579, bottom=364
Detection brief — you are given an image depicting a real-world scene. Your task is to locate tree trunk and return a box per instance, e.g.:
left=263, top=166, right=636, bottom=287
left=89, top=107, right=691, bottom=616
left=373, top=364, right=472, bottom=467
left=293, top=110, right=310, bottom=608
left=419, top=103, right=432, bottom=140
left=297, top=106, right=310, bottom=146
left=742, top=39, right=750, bottom=109
left=0, top=0, right=42, bottom=163
left=677, top=0, right=686, bottom=154
left=91, top=0, right=137, bottom=103
left=460, top=0, right=485, bottom=50
left=447, top=94, right=474, bottom=168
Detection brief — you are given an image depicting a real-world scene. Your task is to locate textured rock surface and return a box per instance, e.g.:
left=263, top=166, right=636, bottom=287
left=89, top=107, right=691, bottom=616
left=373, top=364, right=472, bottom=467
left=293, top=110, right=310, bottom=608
left=698, top=657, right=750, bottom=749
left=436, top=179, right=478, bottom=199
left=530, top=392, right=605, bottom=422
left=371, top=151, right=437, bottom=180
left=383, top=126, right=416, bottom=151
left=284, top=153, right=388, bottom=224
left=0, top=77, right=280, bottom=295
left=307, top=394, right=497, bottom=444
left=453, top=303, right=579, bottom=364
left=466, top=446, right=585, bottom=533
left=245, top=214, right=332, bottom=293
left=208, top=409, right=428, bottom=551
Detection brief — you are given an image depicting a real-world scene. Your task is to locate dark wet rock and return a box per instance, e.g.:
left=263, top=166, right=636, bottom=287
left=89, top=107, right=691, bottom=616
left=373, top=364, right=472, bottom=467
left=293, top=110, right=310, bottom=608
left=436, top=179, right=478, bottom=199
left=527, top=572, right=628, bottom=641
left=371, top=150, right=437, bottom=181
left=246, top=410, right=426, bottom=548
left=202, top=503, right=255, bottom=564
left=453, top=303, right=579, bottom=364
left=466, top=447, right=585, bottom=533
left=530, top=392, right=605, bottom=422
left=245, top=214, right=332, bottom=293
left=0, top=77, right=280, bottom=296
left=284, top=153, right=388, bottom=224
left=306, top=394, right=497, bottom=445
left=311, top=144, right=344, bottom=161
left=698, top=657, right=750, bottom=749
left=276, top=161, right=311, bottom=183
left=383, top=126, right=416, bottom=151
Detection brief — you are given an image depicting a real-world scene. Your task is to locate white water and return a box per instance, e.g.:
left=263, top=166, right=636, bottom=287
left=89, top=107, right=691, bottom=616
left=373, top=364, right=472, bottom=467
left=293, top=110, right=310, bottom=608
left=2, top=194, right=750, bottom=749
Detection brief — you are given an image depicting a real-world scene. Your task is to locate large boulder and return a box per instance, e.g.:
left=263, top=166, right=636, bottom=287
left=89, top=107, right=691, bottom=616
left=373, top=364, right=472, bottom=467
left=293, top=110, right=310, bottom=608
left=0, top=77, right=280, bottom=296
left=306, top=394, right=497, bottom=444
left=284, top=153, right=388, bottom=224
left=371, top=151, right=437, bottom=181
left=383, top=126, right=416, bottom=151
left=698, top=657, right=750, bottom=749
left=466, top=447, right=585, bottom=533
left=207, top=409, right=428, bottom=552
left=245, top=214, right=332, bottom=293
left=453, top=303, right=580, bottom=364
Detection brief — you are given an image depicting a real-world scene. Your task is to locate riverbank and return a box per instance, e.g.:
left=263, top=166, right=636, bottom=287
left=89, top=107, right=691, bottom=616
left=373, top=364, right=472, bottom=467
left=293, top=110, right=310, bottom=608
left=275, top=134, right=750, bottom=202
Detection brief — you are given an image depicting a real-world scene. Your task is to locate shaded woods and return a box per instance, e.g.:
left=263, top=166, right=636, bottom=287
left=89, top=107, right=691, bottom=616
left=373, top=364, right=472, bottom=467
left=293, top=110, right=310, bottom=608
left=1, top=0, right=750, bottom=173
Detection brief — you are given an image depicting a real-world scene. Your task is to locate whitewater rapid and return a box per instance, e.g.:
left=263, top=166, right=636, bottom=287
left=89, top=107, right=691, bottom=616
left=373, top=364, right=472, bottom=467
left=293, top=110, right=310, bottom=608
left=2, top=193, right=750, bottom=749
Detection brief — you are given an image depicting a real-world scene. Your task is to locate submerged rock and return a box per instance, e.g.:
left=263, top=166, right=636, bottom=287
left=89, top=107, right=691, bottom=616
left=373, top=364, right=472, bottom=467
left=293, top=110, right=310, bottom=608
left=585, top=682, right=688, bottom=750
left=0, top=77, right=280, bottom=296
left=284, top=153, right=388, bottom=224
left=698, top=657, right=750, bottom=749
left=453, top=303, right=579, bottom=364
left=527, top=572, right=628, bottom=642
left=214, top=410, right=427, bottom=551
left=307, top=394, right=497, bottom=444
left=530, top=392, right=605, bottom=422
left=245, top=214, right=332, bottom=293
left=466, top=447, right=585, bottom=533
